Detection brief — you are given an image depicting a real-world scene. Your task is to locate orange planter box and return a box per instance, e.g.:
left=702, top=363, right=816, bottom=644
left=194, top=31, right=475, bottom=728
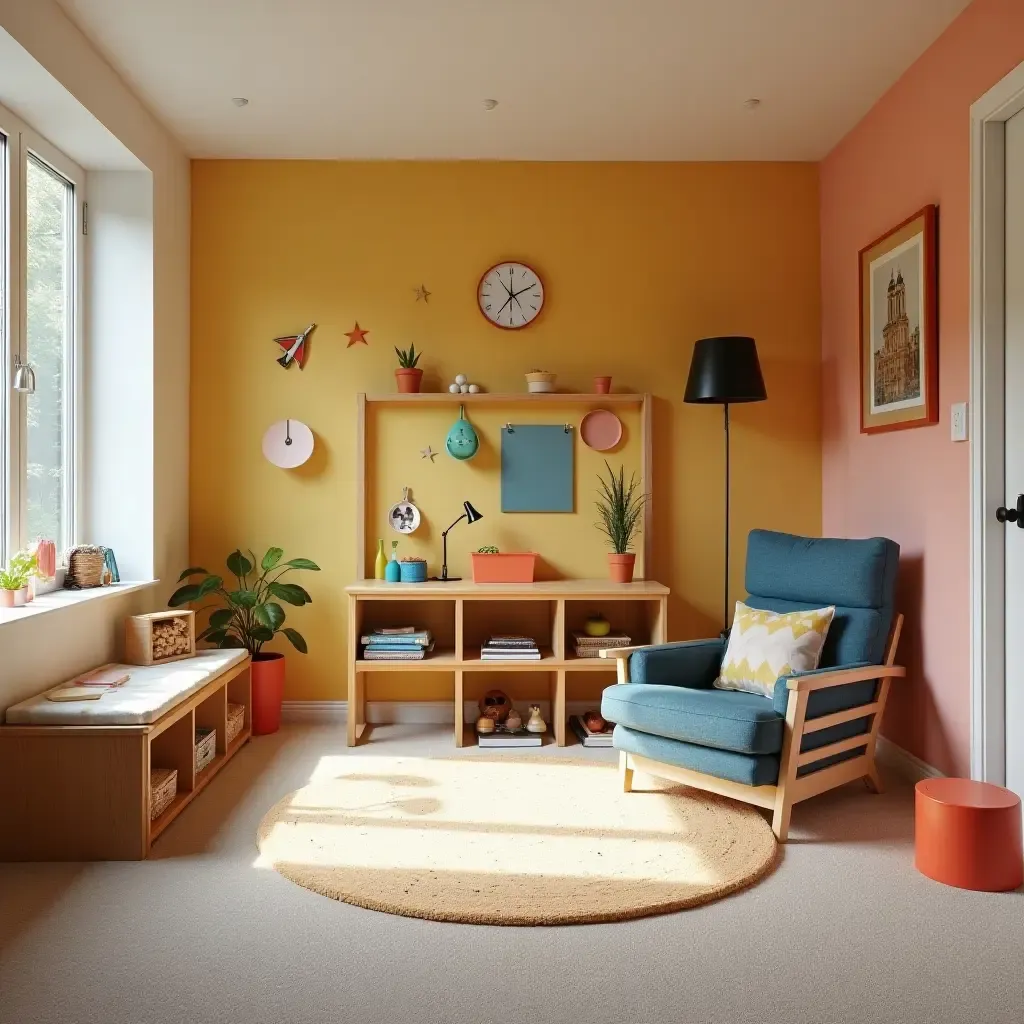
left=471, top=553, right=537, bottom=584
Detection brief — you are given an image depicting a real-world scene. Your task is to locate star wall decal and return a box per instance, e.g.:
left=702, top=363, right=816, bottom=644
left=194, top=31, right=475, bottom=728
left=345, top=322, right=369, bottom=347
left=414, top=284, right=431, bottom=303
left=420, top=445, right=437, bottom=462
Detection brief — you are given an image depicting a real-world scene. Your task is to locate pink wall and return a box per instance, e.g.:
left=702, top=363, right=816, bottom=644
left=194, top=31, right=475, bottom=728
left=820, top=0, right=1024, bottom=777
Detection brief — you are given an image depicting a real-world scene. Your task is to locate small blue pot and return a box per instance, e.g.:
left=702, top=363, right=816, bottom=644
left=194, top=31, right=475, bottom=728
left=399, top=560, right=427, bottom=583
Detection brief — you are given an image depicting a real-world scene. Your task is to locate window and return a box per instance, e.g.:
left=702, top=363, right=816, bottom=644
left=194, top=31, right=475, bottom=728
left=0, top=104, right=83, bottom=566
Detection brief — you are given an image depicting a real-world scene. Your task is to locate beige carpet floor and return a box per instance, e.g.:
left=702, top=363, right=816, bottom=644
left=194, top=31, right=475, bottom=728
left=1, top=723, right=1022, bottom=1024
left=256, top=756, right=777, bottom=924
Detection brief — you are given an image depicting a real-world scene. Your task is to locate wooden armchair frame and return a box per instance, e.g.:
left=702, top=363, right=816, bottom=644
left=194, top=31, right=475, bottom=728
left=600, top=616, right=904, bottom=842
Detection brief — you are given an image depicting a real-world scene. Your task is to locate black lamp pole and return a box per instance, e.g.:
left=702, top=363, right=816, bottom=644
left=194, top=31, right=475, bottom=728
left=433, top=501, right=483, bottom=582
left=684, top=337, right=767, bottom=633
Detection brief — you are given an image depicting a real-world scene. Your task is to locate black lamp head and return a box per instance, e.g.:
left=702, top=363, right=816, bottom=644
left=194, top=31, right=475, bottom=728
left=463, top=501, right=483, bottom=524
left=684, top=336, right=767, bottom=405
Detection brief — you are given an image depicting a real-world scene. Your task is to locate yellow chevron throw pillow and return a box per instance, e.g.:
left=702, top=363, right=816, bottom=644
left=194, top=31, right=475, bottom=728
left=715, top=601, right=836, bottom=698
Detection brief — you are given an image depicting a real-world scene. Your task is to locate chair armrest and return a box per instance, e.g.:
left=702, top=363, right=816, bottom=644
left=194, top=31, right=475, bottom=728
left=785, top=664, right=905, bottom=692
left=599, top=638, right=725, bottom=687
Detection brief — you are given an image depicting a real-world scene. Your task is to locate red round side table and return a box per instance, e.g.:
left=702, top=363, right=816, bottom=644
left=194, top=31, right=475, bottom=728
left=915, top=778, right=1023, bottom=891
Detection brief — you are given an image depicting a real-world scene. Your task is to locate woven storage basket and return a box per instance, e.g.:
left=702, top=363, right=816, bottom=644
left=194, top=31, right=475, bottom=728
left=194, top=728, right=216, bottom=773
left=65, top=546, right=106, bottom=589
left=150, top=768, right=177, bottom=820
left=226, top=703, right=245, bottom=745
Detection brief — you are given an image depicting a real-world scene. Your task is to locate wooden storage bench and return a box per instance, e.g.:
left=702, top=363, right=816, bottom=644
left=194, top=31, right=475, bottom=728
left=0, top=650, right=251, bottom=861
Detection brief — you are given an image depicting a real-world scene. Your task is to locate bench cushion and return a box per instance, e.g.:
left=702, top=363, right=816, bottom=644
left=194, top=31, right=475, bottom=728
left=4, top=650, right=247, bottom=726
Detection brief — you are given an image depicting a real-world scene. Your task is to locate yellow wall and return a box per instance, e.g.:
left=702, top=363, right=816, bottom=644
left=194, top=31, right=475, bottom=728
left=190, top=161, right=821, bottom=702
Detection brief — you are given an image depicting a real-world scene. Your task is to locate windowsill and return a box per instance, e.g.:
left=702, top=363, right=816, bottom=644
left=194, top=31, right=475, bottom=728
left=0, top=580, right=158, bottom=628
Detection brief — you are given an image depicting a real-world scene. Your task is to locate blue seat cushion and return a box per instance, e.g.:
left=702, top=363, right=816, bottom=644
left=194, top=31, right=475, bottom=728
left=601, top=682, right=783, bottom=756
left=613, top=725, right=779, bottom=787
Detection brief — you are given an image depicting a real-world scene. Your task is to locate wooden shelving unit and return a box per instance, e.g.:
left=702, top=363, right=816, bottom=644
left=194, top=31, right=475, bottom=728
left=346, top=580, right=668, bottom=748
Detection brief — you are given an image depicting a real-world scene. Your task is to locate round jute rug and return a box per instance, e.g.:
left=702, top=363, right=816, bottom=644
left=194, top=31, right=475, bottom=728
left=256, top=755, right=777, bottom=926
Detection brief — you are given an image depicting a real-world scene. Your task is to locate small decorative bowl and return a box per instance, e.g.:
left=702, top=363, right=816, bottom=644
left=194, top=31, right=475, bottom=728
left=399, top=560, right=427, bottom=583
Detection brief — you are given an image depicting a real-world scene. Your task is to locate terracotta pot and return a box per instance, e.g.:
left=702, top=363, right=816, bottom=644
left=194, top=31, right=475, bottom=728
left=251, top=653, right=286, bottom=735
left=0, top=589, right=15, bottom=609
left=608, top=553, right=636, bottom=584
left=395, top=368, right=424, bottom=394
left=594, top=376, right=612, bottom=394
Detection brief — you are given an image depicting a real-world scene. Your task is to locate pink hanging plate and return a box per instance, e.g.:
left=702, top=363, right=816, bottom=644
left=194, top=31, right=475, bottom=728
left=579, top=409, right=623, bottom=451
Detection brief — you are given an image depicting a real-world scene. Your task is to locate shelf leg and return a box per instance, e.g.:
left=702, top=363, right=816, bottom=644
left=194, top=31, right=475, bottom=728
left=553, top=670, right=566, bottom=747
left=347, top=596, right=359, bottom=746
left=454, top=669, right=464, bottom=747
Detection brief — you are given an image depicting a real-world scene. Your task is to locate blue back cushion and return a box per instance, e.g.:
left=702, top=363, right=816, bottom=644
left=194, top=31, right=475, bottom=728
left=743, top=530, right=899, bottom=667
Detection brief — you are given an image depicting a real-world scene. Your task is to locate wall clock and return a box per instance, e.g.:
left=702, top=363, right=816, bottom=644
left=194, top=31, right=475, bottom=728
left=478, top=262, right=544, bottom=330
left=262, top=419, right=314, bottom=468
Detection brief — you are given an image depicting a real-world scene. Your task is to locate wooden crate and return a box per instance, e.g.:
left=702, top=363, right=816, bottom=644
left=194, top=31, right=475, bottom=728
left=125, top=611, right=196, bottom=666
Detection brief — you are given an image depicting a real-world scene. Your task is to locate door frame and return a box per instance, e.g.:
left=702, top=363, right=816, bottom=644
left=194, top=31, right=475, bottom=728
left=970, top=60, right=1024, bottom=783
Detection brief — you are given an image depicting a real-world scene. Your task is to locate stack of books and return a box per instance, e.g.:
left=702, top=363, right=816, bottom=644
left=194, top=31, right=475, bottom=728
left=572, top=631, right=632, bottom=659
left=480, top=635, right=541, bottom=661
left=360, top=627, right=434, bottom=661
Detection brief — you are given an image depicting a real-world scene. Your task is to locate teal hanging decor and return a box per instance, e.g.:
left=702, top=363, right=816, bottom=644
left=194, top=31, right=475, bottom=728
left=445, top=404, right=479, bottom=461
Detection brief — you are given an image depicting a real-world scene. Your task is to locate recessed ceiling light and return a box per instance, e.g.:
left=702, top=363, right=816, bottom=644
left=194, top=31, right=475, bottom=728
left=483, top=98, right=498, bottom=110
left=743, top=98, right=761, bottom=110
left=231, top=97, right=249, bottom=108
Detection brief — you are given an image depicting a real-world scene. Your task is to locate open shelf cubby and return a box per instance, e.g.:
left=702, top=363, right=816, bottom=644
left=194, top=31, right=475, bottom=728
left=345, top=580, right=669, bottom=748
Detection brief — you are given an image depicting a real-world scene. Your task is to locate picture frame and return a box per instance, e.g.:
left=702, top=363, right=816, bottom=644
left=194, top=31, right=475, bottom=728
left=859, top=204, right=938, bottom=434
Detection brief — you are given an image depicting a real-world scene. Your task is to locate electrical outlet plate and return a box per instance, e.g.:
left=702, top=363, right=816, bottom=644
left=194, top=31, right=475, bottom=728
left=951, top=402, right=968, bottom=442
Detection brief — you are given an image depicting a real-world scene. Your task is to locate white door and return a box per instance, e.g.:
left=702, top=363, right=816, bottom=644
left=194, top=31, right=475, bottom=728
left=1004, top=107, right=1024, bottom=797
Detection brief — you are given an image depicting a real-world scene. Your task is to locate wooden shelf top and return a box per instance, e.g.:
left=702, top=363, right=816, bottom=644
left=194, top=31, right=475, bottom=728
left=362, top=392, right=647, bottom=406
left=346, top=578, right=669, bottom=597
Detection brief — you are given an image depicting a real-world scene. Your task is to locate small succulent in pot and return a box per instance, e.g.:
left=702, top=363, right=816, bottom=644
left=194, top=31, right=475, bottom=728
left=395, top=344, right=424, bottom=393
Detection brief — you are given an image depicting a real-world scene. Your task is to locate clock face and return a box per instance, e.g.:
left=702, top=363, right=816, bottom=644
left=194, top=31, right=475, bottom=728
left=478, top=262, right=544, bottom=330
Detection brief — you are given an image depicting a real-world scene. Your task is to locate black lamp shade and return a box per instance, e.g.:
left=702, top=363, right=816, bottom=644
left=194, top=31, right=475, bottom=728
left=684, top=336, right=767, bottom=405
left=463, top=501, right=483, bottom=524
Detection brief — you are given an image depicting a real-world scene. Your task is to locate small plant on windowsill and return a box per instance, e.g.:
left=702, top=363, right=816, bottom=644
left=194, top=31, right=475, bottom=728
left=395, top=344, right=424, bottom=394
left=170, top=548, right=320, bottom=735
left=0, top=550, right=38, bottom=609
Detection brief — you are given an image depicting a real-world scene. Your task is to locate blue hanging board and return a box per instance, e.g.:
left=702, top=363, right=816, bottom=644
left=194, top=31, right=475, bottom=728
left=501, top=424, right=574, bottom=512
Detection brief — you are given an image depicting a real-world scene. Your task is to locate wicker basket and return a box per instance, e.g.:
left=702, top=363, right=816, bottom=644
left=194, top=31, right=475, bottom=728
left=150, top=768, right=177, bottom=820
left=226, top=703, right=245, bottom=745
left=64, top=546, right=106, bottom=589
left=194, top=727, right=216, bottom=773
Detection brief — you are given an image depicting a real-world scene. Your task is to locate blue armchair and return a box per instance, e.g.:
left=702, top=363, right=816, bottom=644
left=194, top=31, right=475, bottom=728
left=599, top=530, right=905, bottom=842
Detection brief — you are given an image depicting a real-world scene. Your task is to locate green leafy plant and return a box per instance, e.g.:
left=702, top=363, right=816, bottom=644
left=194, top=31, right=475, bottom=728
left=395, top=343, right=421, bottom=369
left=476, top=545, right=500, bottom=554
left=169, top=548, right=320, bottom=656
left=0, top=551, right=39, bottom=591
left=595, top=461, right=646, bottom=554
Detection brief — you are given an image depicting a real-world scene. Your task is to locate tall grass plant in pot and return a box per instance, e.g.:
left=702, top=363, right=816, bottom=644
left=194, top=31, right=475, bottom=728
left=170, top=548, right=320, bottom=734
left=595, top=462, right=646, bottom=583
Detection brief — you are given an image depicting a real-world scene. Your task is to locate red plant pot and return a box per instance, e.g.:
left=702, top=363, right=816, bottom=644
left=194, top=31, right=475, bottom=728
left=608, top=553, right=636, bottom=584
left=395, top=368, right=424, bottom=394
left=251, top=653, right=285, bottom=735
left=594, top=376, right=612, bottom=394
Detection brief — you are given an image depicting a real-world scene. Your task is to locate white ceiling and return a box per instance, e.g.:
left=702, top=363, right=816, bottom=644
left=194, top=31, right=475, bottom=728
left=56, top=0, right=970, bottom=161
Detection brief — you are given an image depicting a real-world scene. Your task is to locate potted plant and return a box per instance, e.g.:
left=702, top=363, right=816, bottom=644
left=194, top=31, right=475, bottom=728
left=525, top=369, right=556, bottom=393
left=0, top=550, right=37, bottom=608
left=471, top=546, right=538, bottom=584
left=595, top=461, right=646, bottom=583
left=395, top=344, right=424, bottom=393
left=170, top=548, right=320, bottom=735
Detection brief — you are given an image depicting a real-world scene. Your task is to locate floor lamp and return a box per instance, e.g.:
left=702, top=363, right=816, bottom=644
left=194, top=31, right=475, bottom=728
left=684, top=336, right=767, bottom=633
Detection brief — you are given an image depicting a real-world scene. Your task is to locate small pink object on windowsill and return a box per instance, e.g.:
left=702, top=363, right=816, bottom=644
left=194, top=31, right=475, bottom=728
left=34, top=539, right=57, bottom=580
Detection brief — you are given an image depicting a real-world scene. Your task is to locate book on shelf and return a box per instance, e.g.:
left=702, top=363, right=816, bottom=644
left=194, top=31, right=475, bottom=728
left=480, top=635, right=541, bottom=660
left=570, top=714, right=614, bottom=747
left=362, top=643, right=435, bottom=661
left=571, top=631, right=632, bottom=658
left=486, top=635, right=538, bottom=648
left=360, top=629, right=432, bottom=646
left=476, top=723, right=543, bottom=747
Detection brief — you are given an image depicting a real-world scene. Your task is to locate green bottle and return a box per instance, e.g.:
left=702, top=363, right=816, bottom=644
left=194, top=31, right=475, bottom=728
left=374, top=539, right=387, bottom=580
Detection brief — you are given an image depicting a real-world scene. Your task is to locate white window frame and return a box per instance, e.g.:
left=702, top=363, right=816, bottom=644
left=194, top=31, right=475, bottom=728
left=0, top=101, right=85, bottom=566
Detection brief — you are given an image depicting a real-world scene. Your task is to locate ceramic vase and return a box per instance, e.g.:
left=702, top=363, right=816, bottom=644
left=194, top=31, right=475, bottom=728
left=385, top=546, right=401, bottom=582
left=526, top=706, right=547, bottom=734
left=374, top=539, right=387, bottom=580
left=594, top=376, right=612, bottom=394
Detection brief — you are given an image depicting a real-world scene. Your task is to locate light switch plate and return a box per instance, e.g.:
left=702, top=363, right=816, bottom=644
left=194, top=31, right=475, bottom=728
left=951, top=402, right=968, bottom=442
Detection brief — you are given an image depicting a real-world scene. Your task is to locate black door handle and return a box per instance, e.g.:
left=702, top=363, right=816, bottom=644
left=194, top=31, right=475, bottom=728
left=996, top=494, right=1024, bottom=527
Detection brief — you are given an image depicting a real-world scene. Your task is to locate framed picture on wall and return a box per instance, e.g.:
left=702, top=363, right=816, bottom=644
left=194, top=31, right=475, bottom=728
left=859, top=204, right=938, bottom=433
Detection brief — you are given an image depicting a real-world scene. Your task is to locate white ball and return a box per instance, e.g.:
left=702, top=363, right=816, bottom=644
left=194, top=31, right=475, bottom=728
left=448, top=383, right=460, bottom=394
left=460, top=384, right=470, bottom=393
left=455, top=374, right=467, bottom=386
left=468, top=384, right=481, bottom=394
